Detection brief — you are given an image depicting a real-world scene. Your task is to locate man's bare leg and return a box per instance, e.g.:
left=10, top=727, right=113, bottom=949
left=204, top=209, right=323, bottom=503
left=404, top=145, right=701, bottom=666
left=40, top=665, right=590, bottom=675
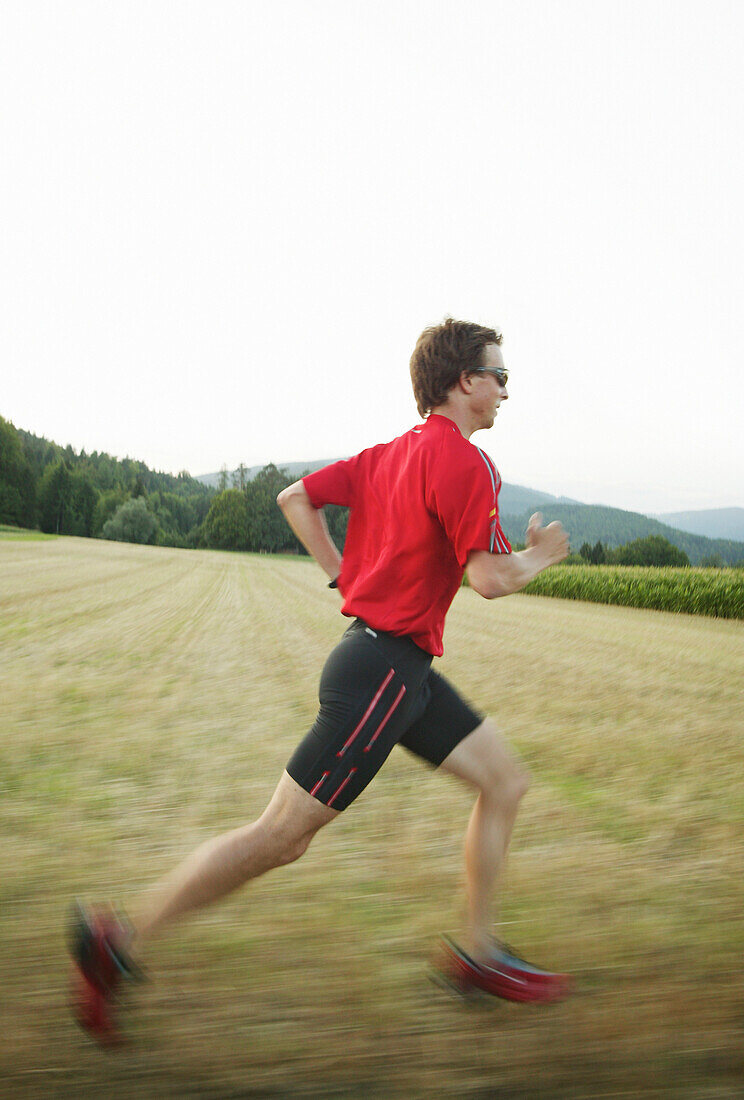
left=439, top=719, right=529, bottom=959
left=131, top=771, right=339, bottom=946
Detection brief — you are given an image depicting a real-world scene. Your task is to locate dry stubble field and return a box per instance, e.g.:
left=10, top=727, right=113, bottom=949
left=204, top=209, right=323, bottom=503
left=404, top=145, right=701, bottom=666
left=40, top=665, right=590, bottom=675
left=1, top=536, right=743, bottom=1098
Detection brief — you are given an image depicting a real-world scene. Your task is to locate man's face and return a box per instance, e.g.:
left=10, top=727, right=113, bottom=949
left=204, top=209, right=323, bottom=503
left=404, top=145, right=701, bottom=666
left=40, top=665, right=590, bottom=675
left=470, top=343, right=509, bottom=429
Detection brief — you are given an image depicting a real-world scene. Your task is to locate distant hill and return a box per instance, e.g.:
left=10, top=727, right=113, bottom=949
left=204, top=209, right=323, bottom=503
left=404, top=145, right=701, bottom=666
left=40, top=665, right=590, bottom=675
left=196, top=460, right=335, bottom=489
left=649, top=507, right=744, bottom=542
left=501, top=503, right=744, bottom=566
left=497, top=483, right=580, bottom=514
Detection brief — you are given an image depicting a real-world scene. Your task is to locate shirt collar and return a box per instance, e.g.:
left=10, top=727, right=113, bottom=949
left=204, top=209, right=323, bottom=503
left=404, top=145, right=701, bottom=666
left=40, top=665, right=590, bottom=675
left=424, top=413, right=461, bottom=435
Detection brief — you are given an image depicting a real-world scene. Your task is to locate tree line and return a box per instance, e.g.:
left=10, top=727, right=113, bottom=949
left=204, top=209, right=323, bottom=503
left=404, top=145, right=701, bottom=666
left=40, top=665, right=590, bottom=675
left=0, top=415, right=347, bottom=553
left=199, top=464, right=349, bottom=554
left=576, top=537, right=689, bottom=567
left=573, top=536, right=741, bottom=569
left=1, top=415, right=213, bottom=546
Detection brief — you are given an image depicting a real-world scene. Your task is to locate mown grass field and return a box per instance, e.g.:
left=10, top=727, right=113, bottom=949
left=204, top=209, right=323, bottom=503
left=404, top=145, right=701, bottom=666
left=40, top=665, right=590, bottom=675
left=1, top=538, right=742, bottom=1098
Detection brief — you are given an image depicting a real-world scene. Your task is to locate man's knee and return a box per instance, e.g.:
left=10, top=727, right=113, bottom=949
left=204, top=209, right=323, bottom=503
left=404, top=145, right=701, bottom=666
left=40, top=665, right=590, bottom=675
left=276, top=828, right=315, bottom=866
left=474, top=720, right=530, bottom=804
left=481, top=759, right=529, bottom=805
left=262, top=818, right=323, bottom=867
left=510, top=765, right=530, bottom=802
left=258, top=769, right=339, bottom=868
left=442, top=717, right=530, bottom=804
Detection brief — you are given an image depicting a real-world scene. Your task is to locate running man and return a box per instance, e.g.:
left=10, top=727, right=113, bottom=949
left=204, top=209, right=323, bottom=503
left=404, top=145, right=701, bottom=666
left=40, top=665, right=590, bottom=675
left=69, top=318, right=570, bottom=1042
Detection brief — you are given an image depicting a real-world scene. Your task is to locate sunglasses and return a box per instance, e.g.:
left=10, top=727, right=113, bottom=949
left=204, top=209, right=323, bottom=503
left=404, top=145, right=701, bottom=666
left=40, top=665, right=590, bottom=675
left=472, top=367, right=509, bottom=387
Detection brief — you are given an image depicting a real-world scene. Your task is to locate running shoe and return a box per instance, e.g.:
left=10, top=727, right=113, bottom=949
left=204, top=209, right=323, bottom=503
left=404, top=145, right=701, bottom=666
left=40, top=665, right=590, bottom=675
left=434, top=934, right=571, bottom=1004
left=67, top=901, right=142, bottom=1045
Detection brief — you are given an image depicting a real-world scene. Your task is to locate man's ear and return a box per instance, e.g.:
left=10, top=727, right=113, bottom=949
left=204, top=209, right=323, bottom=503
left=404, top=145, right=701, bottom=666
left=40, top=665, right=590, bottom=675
left=458, top=371, right=474, bottom=394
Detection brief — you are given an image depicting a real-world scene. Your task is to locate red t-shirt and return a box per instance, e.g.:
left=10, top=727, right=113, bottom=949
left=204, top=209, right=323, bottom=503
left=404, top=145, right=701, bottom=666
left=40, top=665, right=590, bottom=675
left=302, top=414, right=511, bottom=656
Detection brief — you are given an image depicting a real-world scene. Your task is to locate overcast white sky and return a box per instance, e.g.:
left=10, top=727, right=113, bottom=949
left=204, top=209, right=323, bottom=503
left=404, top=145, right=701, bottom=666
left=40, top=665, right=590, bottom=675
left=2, top=1, right=743, bottom=514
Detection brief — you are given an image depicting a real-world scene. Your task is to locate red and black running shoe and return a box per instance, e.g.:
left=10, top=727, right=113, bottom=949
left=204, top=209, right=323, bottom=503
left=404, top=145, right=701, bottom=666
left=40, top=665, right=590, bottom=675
left=434, top=935, right=571, bottom=1004
left=67, top=901, right=142, bottom=1045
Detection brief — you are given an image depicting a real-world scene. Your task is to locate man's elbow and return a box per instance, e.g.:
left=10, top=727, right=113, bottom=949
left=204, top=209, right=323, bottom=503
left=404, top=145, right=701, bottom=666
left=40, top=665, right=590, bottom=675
left=478, top=579, right=508, bottom=600
left=466, top=552, right=522, bottom=599
left=467, top=570, right=506, bottom=600
left=276, top=481, right=307, bottom=513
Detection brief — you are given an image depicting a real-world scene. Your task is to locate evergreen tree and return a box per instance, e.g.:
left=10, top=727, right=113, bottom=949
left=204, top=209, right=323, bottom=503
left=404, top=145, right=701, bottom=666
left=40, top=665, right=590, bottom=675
left=0, top=416, right=35, bottom=527
left=38, top=461, right=74, bottom=534
left=37, top=460, right=100, bottom=536
left=69, top=470, right=99, bottom=536
left=590, top=540, right=606, bottom=564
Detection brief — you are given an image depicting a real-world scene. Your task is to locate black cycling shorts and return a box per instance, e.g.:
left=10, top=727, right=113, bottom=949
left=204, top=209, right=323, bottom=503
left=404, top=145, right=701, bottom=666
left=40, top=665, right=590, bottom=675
left=286, top=619, right=483, bottom=811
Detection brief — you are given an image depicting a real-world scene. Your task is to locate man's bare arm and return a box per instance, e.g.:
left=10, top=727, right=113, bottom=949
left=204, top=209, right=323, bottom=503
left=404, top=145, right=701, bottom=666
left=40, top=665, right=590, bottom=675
left=466, top=512, right=569, bottom=599
left=276, top=480, right=342, bottom=583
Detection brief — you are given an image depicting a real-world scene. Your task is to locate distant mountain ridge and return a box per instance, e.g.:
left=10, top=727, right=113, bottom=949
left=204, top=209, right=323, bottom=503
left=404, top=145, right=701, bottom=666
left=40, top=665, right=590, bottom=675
left=649, top=507, right=744, bottom=542
left=196, top=462, right=744, bottom=565
left=500, top=503, right=744, bottom=565
left=196, top=460, right=335, bottom=489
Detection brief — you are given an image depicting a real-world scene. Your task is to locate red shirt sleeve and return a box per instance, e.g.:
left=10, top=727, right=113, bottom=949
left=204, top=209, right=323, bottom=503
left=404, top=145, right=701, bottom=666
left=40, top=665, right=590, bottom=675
left=302, top=458, right=358, bottom=509
left=427, top=448, right=512, bottom=566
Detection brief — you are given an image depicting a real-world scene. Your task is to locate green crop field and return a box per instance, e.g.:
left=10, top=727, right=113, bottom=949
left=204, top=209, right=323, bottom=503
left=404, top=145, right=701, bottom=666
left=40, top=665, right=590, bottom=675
left=1, top=538, right=742, bottom=1098
left=524, top=563, right=744, bottom=619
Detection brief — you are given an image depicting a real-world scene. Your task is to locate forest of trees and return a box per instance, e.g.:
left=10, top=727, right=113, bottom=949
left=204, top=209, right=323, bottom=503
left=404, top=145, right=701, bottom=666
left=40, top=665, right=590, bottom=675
left=0, top=415, right=346, bottom=554
left=1, top=415, right=214, bottom=547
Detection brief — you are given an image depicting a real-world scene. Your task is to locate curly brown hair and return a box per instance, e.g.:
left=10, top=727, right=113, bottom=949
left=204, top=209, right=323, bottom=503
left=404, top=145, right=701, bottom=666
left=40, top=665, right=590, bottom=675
left=409, top=317, right=503, bottom=418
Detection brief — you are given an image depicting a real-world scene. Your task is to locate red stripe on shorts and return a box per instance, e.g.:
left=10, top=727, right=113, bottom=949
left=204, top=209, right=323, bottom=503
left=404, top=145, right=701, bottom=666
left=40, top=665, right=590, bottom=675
left=309, top=771, right=330, bottom=797
left=363, top=684, right=407, bottom=751
left=327, top=767, right=357, bottom=807
left=336, top=669, right=395, bottom=757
